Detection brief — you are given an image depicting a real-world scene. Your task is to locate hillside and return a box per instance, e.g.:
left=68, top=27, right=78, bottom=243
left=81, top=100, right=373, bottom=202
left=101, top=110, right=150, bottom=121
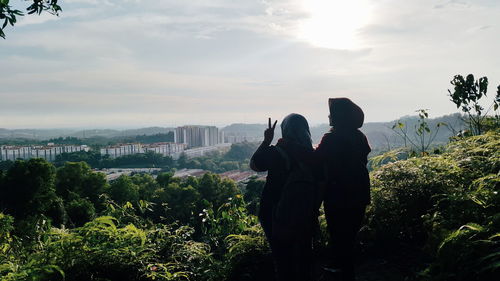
left=0, top=127, right=175, bottom=140
left=1, top=114, right=463, bottom=151
left=221, top=113, right=465, bottom=150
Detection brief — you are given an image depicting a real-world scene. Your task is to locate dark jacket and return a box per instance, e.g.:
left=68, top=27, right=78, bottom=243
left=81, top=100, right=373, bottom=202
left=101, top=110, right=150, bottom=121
left=250, top=140, right=317, bottom=225
left=315, top=129, right=371, bottom=207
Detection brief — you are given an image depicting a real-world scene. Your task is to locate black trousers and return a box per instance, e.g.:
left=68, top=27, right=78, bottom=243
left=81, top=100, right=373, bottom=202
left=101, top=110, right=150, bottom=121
left=272, top=234, right=313, bottom=281
left=323, top=205, right=366, bottom=281
left=260, top=216, right=313, bottom=281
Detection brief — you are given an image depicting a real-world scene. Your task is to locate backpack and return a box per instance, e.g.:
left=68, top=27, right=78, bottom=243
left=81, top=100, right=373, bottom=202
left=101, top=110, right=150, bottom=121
left=272, top=146, right=318, bottom=240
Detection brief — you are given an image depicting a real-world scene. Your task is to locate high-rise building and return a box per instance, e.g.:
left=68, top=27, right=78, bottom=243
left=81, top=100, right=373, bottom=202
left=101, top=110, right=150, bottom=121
left=175, top=126, right=220, bottom=148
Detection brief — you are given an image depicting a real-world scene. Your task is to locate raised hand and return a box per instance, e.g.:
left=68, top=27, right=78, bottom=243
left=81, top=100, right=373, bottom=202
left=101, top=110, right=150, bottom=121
left=264, top=118, right=278, bottom=144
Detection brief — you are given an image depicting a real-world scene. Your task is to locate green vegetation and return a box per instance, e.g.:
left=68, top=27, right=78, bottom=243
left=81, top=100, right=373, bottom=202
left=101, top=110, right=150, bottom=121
left=48, top=141, right=259, bottom=173
left=1, top=127, right=497, bottom=280
left=448, top=74, right=500, bottom=135
left=1, top=75, right=499, bottom=280
left=366, top=130, right=499, bottom=280
left=391, top=109, right=446, bottom=156
left=0, top=157, right=259, bottom=281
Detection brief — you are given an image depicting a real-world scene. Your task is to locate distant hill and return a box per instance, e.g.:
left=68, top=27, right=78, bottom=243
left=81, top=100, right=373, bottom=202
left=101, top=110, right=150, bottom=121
left=0, top=114, right=465, bottom=151
left=221, top=113, right=465, bottom=151
left=0, top=128, right=76, bottom=139
left=221, top=124, right=267, bottom=136
left=360, top=113, right=465, bottom=151
left=0, top=127, right=175, bottom=141
left=69, top=127, right=174, bottom=138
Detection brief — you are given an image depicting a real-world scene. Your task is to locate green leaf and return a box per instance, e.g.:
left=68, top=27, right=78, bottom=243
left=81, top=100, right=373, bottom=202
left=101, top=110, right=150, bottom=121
left=479, top=261, right=500, bottom=273
left=8, top=16, right=16, bottom=26
left=489, top=233, right=500, bottom=240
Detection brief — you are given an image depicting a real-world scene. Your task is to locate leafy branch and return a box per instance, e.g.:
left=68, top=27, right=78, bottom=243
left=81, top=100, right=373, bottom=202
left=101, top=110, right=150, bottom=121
left=448, top=74, right=500, bottom=135
left=392, top=109, right=444, bottom=156
left=0, top=0, right=62, bottom=39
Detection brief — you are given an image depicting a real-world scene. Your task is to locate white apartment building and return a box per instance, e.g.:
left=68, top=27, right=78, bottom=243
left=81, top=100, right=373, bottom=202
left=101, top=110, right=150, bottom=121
left=182, top=143, right=231, bottom=158
left=224, top=135, right=263, bottom=144
left=100, top=143, right=143, bottom=159
left=100, top=142, right=186, bottom=159
left=0, top=144, right=89, bottom=162
left=142, top=142, right=186, bottom=159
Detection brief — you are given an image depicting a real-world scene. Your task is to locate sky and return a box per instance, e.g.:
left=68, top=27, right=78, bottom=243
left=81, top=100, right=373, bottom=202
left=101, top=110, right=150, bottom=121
left=1, top=0, right=499, bottom=128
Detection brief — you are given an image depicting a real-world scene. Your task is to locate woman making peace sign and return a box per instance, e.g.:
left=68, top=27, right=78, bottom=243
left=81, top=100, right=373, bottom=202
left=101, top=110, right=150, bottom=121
left=250, top=114, right=319, bottom=281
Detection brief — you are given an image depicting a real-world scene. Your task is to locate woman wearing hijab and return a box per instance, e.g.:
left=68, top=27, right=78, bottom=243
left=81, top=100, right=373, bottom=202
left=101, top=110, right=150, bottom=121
left=250, top=113, right=318, bottom=281
left=315, top=98, right=371, bottom=281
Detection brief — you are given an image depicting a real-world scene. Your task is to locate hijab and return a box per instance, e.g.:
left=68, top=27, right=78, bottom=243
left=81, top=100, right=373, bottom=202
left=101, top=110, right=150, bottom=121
left=328, top=98, right=364, bottom=129
left=280, top=113, right=313, bottom=150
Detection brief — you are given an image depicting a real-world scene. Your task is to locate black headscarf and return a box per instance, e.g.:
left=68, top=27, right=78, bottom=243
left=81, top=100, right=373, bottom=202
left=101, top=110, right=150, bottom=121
left=280, top=113, right=313, bottom=149
left=328, top=98, right=365, bottom=129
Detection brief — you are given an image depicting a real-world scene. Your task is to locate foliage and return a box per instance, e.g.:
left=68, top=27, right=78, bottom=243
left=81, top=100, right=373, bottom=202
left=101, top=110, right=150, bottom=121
left=0, top=128, right=498, bottom=281
left=0, top=0, right=61, bottom=39
left=0, top=157, right=263, bottom=280
left=0, top=160, right=14, bottom=171
left=365, top=130, right=500, bottom=280
left=0, top=215, right=194, bottom=281
left=55, top=150, right=174, bottom=169
left=65, top=197, right=96, bottom=227
left=0, top=159, right=61, bottom=222
left=448, top=74, right=500, bottom=135
left=54, top=151, right=102, bottom=168
left=368, top=156, right=463, bottom=245
left=107, top=176, right=140, bottom=205
left=422, top=220, right=500, bottom=281
left=197, top=173, right=239, bottom=211
left=224, top=225, right=273, bottom=281
left=391, top=109, right=446, bottom=156
left=158, top=181, right=200, bottom=224
left=200, top=195, right=256, bottom=254
left=224, top=142, right=259, bottom=161
left=56, top=162, right=107, bottom=205
left=46, top=137, right=84, bottom=145
left=242, top=177, right=265, bottom=215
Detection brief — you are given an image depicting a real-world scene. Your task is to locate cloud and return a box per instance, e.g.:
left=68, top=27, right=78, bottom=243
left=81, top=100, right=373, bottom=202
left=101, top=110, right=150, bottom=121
left=1, top=0, right=500, bottom=128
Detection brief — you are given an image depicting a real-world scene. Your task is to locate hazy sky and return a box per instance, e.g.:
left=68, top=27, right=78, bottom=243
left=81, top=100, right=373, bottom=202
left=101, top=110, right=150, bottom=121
left=1, top=0, right=499, bottom=128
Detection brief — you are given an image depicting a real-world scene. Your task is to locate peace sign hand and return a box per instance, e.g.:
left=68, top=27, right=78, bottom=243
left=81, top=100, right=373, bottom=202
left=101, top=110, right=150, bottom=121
left=264, top=118, right=278, bottom=144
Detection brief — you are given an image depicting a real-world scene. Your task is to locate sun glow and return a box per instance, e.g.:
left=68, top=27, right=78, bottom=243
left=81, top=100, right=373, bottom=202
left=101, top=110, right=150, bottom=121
left=297, top=0, right=372, bottom=49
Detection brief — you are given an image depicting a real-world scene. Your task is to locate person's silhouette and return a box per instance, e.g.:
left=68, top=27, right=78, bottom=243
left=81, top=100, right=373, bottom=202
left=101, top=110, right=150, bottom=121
left=315, top=98, right=371, bottom=281
left=251, top=114, right=318, bottom=281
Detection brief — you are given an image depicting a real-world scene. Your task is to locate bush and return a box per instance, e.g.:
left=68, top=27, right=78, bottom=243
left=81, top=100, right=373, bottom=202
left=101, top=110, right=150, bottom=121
left=368, top=156, right=463, bottom=246
left=422, top=219, right=500, bottom=281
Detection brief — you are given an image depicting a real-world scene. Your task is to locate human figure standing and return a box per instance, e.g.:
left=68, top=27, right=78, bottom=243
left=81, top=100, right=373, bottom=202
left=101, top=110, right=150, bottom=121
left=315, top=98, right=371, bottom=281
left=250, top=114, right=319, bottom=281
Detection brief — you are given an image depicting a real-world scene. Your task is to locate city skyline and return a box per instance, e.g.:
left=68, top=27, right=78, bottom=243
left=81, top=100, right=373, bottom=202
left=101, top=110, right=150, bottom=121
left=1, top=0, right=499, bottom=128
